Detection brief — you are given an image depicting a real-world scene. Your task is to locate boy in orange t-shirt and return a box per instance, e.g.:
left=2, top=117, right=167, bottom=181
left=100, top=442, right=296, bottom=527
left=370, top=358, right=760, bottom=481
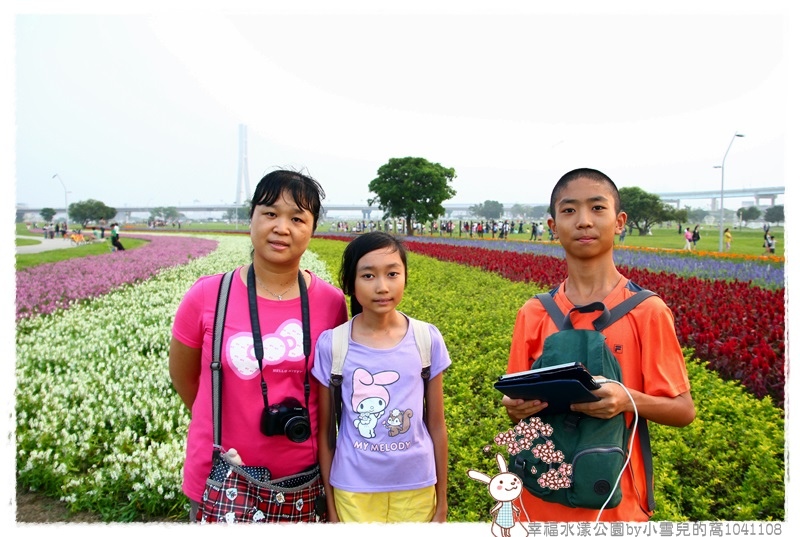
left=502, top=168, right=695, bottom=522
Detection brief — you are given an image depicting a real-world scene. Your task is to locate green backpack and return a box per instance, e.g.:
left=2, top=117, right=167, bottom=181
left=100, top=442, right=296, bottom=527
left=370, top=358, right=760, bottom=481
left=509, top=288, right=657, bottom=511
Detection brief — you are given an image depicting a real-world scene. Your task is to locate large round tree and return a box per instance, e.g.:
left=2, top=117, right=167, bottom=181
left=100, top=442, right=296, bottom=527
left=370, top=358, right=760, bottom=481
left=368, top=157, right=457, bottom=236
left=68, top=199, right=117, bottom=224
left=620, top=186, right=680, bottom=235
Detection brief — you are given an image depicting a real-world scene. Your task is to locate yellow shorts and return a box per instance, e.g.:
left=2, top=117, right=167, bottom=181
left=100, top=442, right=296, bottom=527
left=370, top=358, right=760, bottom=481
left=334, top=486, right=436, bottom=523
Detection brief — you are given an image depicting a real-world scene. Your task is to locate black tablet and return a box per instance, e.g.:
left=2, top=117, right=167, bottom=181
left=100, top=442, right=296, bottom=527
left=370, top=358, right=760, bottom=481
left=495, top=362, right=600, bottom=414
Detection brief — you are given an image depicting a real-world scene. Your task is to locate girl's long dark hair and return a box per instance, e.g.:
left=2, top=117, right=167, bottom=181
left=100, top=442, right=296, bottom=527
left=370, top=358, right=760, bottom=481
left=339, top=232, right=408, bottom=317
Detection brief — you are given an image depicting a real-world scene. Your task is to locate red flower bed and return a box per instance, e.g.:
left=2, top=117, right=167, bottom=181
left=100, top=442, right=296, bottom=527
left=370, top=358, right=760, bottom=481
left=320, top=236, right=784, bottom=406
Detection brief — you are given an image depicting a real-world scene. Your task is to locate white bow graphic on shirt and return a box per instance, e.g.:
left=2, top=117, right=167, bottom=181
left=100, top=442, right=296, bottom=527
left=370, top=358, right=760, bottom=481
left=225, top=319, right=305, bottom=379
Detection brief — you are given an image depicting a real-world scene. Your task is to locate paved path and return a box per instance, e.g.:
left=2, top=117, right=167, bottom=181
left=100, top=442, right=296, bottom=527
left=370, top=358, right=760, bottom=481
left=16, top=235, right=82, bottom=254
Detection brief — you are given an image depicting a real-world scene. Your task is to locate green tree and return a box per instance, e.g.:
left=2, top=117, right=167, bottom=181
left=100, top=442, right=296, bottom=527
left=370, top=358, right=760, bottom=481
left=69, top=199, right=117, bottom=224
left=149, top=206, right=182, bottom=222
left=225, top=203, right=250, bottom=222
left=664, top=206, right=689, bottom=229
left=736, top=206, right=761, bottom=226
left=469, top=200, right=504, bottom=220
left=686, top=206, right=710, bottom=223
left=530, top=205, right=550, bottom=220
left=763, top=205, right=784, bottom=224
left=368, top=157, right=457, bottom=236
left=39, top=208, right=56, bottom=223
left=510, top=203, right=541, bottom=219
left=620, top=187, right=671, bottom=235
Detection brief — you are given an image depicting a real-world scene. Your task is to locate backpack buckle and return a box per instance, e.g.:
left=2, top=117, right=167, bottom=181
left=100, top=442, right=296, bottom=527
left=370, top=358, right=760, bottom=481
left=421, top=366, right=431, bottom=380
left=564, top=412, right=581, bottom=430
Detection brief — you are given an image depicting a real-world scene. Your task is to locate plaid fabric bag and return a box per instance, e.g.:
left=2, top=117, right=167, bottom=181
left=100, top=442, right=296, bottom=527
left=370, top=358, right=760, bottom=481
left=197, top=451, right=326, bottom=523
left=196, top=270, right=326, bottom=524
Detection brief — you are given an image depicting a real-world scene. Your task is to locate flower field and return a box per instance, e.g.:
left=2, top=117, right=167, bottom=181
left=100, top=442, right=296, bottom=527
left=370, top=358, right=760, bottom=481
left=318, top=233, right=786, bottom=407
left=15, top=235, right=335, bottom=521
left=15, top=233, right=785, bottom=522
left=15, top=234, right=218, bottom=320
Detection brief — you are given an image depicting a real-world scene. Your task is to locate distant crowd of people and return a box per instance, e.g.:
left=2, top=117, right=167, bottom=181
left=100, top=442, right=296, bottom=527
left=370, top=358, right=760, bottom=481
left=26, top=221, right=124, bottom=250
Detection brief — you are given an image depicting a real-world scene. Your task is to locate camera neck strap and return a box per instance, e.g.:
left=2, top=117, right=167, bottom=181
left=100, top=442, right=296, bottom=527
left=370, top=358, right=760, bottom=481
left=247, top=263, right=311, bottom=412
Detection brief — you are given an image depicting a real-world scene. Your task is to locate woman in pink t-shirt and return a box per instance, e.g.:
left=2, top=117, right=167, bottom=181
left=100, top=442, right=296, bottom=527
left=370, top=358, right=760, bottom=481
left=683, top=227, right=693, bottom=250
left=169, top=169, right=348, bottom=523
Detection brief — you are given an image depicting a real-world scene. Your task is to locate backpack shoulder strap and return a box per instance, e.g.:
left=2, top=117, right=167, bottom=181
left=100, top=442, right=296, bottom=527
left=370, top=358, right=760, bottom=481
left=593, top=290, right=657, bottom=331
left=330, top=321, right=351, bottom=377
left=409, top=317, right=433, bottom=423
left=535, top=292, right=567, bottom=330
left=211, top=270, right=235, bottom=451
left=536, top=292, right=611, bottom=331
left=409, top=317, right=432, bottom=372
left=639, top=420, right=656, bottom=511
left=537, top=287, right=657, bottom=332
left=327, top=320, right=351, bottom=451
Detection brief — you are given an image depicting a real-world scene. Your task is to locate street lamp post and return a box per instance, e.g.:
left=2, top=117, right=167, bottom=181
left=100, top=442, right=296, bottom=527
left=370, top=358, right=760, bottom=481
left=717, top=133, right=745, bottom=252
left=52, top=174, right=69, bottom=224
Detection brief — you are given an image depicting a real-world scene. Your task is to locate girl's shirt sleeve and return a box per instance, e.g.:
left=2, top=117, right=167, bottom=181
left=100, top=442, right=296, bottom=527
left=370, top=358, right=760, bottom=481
left=428, top=323, right=452, bottom=379
left=310, top=328, right=334, bottom=387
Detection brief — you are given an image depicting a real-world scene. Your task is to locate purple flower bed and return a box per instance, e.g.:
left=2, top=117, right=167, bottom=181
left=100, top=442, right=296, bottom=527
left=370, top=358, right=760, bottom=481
left=318, top=234, right=784, bottom=289
left=16, top=235, right=218, bottom=320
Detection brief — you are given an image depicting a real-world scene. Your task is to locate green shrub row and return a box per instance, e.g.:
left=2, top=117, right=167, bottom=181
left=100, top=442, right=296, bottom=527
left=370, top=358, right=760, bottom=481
left=309, top=238, right=785, bottom=521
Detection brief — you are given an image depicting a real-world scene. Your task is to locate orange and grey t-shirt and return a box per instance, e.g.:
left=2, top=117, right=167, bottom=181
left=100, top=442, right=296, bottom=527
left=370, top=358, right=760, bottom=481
left=507, top=277, right=691, bottom=522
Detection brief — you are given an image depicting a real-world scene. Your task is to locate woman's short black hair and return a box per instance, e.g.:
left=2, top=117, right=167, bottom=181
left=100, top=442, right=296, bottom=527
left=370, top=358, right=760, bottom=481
left=339, top=232, right=407, bottom=317
left=249, top=169, right=325, bottom=230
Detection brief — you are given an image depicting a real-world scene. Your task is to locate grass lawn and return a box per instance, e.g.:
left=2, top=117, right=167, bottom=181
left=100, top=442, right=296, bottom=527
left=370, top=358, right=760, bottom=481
left=15, top=237, right=149, bottom=270
left=511, top=224, right=784, bottom=258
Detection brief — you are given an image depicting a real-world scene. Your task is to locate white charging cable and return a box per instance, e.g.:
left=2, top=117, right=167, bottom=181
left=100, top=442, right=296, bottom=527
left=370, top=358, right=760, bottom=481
left=594, top=378, right=638, bottom=523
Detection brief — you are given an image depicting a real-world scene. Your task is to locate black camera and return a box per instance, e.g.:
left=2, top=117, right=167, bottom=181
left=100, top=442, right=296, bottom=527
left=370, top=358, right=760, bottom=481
left=260, top=397, right=311, bottom=443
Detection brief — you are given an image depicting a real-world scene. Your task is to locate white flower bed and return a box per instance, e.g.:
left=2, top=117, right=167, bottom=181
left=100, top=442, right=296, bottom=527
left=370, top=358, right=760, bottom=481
left=15, top=235, right=334, bottom=519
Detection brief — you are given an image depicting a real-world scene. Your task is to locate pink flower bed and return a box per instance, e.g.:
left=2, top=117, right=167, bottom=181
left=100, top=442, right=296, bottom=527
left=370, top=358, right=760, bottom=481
left=16, top=235, right=217, bottom=320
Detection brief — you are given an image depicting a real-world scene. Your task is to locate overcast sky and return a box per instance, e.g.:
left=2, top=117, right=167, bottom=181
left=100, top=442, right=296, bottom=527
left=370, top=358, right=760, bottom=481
left=5, top=1, right=794, bottom=216
left=2, top=2, right=799, bottom=531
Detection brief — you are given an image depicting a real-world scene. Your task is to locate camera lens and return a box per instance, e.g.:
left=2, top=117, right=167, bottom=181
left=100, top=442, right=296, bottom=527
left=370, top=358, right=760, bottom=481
left=284, top=415, right=311, bottom=443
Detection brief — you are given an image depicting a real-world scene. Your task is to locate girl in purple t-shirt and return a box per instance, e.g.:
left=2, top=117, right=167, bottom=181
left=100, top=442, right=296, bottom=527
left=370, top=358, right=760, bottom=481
left=312, top=232, right=451, bottom=523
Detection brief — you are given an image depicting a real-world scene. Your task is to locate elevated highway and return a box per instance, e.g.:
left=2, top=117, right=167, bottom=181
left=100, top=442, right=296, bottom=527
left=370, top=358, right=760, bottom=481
left=16, top=186, right=784, bottom=221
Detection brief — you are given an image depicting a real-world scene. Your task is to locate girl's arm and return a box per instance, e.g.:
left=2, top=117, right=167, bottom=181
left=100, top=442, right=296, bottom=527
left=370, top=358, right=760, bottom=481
left=168, top=337, right=202, bottom=411
left=425, top=373, right=449, bottom=522
left=316, top=382, right=339, bottom=522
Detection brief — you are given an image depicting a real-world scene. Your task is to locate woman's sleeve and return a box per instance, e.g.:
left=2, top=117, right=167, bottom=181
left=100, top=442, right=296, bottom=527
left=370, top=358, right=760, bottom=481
left=171, top=277, right=208, bottom=349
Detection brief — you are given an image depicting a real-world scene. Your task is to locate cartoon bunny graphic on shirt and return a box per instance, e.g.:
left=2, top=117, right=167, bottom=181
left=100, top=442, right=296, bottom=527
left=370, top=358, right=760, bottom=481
left=351, top=367, right=400, bottom=439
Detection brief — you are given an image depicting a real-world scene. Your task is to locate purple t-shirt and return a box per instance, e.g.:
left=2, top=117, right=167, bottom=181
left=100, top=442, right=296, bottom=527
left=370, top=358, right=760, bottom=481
left=311, top=314, right=451, bottom=492
left=172, top=266, right=348, bottom=502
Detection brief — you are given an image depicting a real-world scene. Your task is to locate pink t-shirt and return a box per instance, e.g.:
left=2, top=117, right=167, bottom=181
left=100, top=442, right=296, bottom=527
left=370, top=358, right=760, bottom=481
left=172, top=266, right=348, bottom=502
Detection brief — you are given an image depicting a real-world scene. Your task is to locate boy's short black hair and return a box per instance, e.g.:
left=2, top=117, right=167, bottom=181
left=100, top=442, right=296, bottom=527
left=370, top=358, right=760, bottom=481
left=549, top=168, right=621, bottom=220
left=339, top=231, right=407, bottom=316
left=249, top=169, right=325, bottom=230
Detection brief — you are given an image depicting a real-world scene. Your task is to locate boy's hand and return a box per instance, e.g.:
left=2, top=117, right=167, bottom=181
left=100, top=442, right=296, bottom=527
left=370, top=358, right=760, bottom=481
left=570, top=377, right=629, bottom=419
left=501, top=395, right=549, bottom=423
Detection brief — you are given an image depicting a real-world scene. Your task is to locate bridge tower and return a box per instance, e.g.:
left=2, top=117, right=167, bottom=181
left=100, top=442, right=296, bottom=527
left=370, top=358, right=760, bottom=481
left=235, top=124, right=251, bottom=205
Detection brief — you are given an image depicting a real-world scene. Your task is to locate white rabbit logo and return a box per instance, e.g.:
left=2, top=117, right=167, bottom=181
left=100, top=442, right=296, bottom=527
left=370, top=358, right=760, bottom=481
left=468, top=453, right=529, bottom=537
